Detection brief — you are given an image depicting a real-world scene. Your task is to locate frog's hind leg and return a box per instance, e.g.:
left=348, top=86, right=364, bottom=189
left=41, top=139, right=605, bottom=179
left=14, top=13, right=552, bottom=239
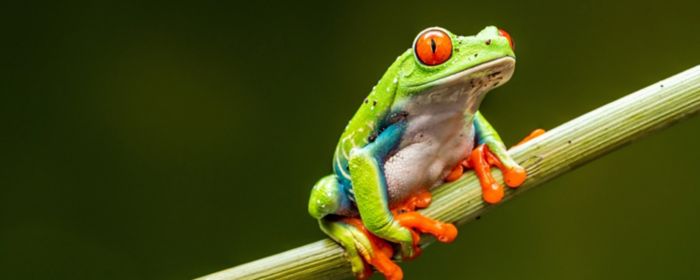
left=309, top=175, right=401, bottom=280
left=319, top=218, right=402, bottom=280
left=308, top=175, right=353, bottom=220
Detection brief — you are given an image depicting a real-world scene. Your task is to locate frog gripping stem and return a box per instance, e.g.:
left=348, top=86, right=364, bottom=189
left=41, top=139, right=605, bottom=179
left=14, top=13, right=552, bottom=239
left=465, top=144, right=506, bottom=203
left=462, top=129, right=545, bottom=204
left=344, top=191, right=458, bottom=280
left=393, top=191, right=458, bottom=254
left=396, top=212, right=458, bottom=244
left=198, top=65, right=700, bottom=280
left=341, top=218, right=402, bottom=280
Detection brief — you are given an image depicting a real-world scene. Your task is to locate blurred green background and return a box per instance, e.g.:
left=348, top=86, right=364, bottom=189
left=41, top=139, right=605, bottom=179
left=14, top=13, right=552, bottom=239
left=2, top=0, right=699, bottom=279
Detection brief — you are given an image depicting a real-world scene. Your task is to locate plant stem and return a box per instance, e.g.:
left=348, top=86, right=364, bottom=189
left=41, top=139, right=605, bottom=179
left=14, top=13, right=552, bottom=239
left=197, top=65, right=700, bottom=280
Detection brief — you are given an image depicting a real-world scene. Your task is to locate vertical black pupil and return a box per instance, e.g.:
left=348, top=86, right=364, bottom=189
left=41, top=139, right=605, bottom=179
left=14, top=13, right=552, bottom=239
left=430, top=38, right=436, bottom=53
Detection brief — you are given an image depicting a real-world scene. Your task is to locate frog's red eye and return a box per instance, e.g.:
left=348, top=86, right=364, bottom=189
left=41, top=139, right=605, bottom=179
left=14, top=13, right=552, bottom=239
left=498, top=28, right=514, bottom=50
left=414, top=28, right=452, bottom=66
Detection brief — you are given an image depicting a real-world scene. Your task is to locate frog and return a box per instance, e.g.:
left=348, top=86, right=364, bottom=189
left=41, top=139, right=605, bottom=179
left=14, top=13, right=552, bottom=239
left=307, top=26, right=544, bottom=280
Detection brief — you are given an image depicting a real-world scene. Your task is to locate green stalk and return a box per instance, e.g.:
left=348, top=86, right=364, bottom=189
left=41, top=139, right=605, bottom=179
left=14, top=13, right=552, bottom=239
left=197, top=65, right=700, bottom=280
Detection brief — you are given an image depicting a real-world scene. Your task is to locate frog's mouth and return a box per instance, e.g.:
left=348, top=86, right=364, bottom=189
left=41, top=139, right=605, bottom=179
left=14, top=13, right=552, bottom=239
left=426, top=57, right=514, bottom=88
left=406, top=57, right=515, bottom=113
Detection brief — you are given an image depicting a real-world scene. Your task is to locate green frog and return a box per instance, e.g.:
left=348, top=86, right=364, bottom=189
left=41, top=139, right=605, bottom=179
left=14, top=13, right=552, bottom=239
left=307, top=26, right=543, bottom=280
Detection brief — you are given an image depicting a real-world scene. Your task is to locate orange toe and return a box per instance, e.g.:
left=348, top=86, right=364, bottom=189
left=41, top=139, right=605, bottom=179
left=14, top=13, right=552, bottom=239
left=438, top=223, right=458, bottom=243
left=481, top=182, right=504, bottom=204
left=393, top=191, right=433, bottom=215
left=468, top=145, right=506, bottom=204
left=411, top=191, right=432, bottom=209
left=503, top=165, right=527, bottom=188
left=396, top=212, right=458, bottom=244
left=444, top=164, right=464, bottom=182
left=515, top=128, right=546, bottom=146
left=368, top=243, right=402, bottom=280
left=344, top=218, right=403, bottom=280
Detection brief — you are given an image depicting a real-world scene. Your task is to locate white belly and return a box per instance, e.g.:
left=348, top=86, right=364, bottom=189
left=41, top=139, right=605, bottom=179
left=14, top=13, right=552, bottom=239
left=382, top=96, right=475, bottom=205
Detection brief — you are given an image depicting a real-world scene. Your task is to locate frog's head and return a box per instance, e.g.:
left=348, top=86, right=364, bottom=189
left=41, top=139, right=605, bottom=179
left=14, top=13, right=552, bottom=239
left=393, top=26, right=515, bottom=112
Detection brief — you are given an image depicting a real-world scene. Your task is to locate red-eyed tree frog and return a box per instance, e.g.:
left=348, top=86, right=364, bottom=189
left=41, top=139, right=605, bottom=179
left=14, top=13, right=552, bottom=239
left=307, top=26, right=544, bottom=280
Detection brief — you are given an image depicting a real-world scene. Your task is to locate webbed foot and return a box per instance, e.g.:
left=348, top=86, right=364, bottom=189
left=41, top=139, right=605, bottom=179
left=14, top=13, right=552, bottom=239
left=326, top=191, right=457, bottom=280
left=464, top=128, right=545, bottom=204
left=342, top=218, right=403, bottom=280
left=392, top=191, right=458, bottom=260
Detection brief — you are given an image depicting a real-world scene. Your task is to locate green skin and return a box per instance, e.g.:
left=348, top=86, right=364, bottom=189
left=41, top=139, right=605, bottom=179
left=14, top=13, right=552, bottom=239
left=308, top=26, right=519, bottom=276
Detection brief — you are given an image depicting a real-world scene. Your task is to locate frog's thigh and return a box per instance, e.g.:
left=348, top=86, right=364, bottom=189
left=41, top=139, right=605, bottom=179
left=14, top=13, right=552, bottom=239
left=308, top=175, right=353, bottom=219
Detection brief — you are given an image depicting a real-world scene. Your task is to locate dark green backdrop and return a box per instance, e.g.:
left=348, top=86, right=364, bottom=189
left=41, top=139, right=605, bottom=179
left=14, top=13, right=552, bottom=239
left=3, top=1, right=699, bottom=279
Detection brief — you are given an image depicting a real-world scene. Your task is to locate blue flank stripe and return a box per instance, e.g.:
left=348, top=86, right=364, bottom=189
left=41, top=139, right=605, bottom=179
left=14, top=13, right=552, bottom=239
left=333, top=121, right=408, bottom=204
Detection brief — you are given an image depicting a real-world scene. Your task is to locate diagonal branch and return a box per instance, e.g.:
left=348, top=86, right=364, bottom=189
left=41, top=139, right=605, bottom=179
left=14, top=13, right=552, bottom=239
left=197, top=65, right=700, bottom=280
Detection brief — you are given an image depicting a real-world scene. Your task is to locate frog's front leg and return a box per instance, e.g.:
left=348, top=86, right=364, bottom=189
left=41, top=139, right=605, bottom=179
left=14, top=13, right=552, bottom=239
left=467, top=111, right=543, bottom=203
left=349, top=123, right=456, bottom=261
left=348, top=123, right=417, bottom=260
left=309, top=175, right=401, bottom=280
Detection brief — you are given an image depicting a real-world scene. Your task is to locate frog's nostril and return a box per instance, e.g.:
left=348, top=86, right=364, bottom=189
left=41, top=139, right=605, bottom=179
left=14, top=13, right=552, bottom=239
left=498, top=29, right=514, bottom=50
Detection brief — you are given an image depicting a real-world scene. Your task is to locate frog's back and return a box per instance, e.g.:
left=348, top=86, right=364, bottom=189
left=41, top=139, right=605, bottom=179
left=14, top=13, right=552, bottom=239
left=331, top=53, right=409, bottom=186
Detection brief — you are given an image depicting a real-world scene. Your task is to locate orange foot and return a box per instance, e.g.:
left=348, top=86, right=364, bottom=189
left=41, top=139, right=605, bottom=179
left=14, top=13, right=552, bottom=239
left=446, top=128, right=546, bottom=204
left=393, top=191, right=458, bottom=260
left=346, top=191, right=458, bottom=280
left=343, top=218, right=401, bottom=280
left=514, top=128, right=546, bottom=147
